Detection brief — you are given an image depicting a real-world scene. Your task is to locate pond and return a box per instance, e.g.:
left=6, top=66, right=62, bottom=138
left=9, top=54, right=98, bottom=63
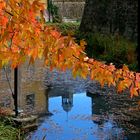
left=0, top=66, right=140, bottom=139
left=27, top=91, right=126, bottom=140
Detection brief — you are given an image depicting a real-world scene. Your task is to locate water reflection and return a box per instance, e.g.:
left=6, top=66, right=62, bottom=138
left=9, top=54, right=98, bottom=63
left=62, top=92, right=73, bottom=113
left=0, top=60, right=49, bottom=115
left=0, top=65, right=128, bottom=139
left=27, top=91, right=126, bottom=140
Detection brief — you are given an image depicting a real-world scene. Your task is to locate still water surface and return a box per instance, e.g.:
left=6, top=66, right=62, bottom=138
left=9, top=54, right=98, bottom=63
left=28, top=91, right=126, bottom=140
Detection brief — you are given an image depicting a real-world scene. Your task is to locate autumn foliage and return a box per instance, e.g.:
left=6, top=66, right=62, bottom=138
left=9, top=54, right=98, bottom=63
left=0, top=0, right=140, bottom=97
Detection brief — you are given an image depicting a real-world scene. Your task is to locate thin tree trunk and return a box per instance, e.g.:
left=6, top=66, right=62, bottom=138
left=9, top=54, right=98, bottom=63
left=14, top=68, right=18, bottom=117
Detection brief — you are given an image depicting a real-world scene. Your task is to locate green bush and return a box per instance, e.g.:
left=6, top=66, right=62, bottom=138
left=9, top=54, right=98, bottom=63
left=75, top=31, right=138, bottom=70
left=75, top=32, right=105, bottom=57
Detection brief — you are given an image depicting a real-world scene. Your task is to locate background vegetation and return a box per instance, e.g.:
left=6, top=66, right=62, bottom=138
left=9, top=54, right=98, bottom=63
left=0, top=117, right=21, bottom=140
left=48, top=22, right=138, bottom=71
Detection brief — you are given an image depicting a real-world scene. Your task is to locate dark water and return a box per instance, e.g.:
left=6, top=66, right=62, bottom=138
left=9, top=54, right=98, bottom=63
left=27, top=91, right=127, bottom=140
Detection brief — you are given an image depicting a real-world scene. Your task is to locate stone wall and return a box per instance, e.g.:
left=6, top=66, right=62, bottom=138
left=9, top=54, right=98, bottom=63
left=52, top=0, right=85, bottom=20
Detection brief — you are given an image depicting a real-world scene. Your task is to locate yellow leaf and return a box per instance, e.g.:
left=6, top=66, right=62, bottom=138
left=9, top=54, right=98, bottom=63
left=2, top=59, right=9, bottom=66
left=100, top=79, right=105, bottom=88
left=38, top=48, right=43, bottom=59
left=80, top=39, right=87, bottom=49
left=0, top=60, right=2, bottom=69
left=72, top=69, right=77, bottom=79
left=122, top=65, right=129, bottom=71
left=130, top=87, right=139, bottom=98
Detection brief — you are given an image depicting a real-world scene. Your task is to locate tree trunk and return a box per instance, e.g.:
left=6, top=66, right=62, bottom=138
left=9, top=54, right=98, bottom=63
left=79, top=0, right=138, bottom=41
left=79, top=0, right=109, bottom=33
left=79, top=0, right=95, bottom=33
left=14, top=68, right=18, bottom=117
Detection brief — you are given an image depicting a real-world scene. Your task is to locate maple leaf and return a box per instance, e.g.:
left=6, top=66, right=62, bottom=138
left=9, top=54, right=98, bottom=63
left=0, top=1, right=5, bottom=10
left=135, top=73, right=140, bottom=89
left=50, top=30, right=61, bottom=39
left=130, top=86, right=139, bottom=98
left=136, top=73, right=140, bottom=82
left=108, top=63, right=116, bottom=72
left=117, top=79, right=132, bottom=93
left=122, top=65, right=129, bottom=71
left=80, top=39, right=87, bottom=50
left=0, top=60, right=2, bottom=69
left=0, top=16, right=8, bottom=27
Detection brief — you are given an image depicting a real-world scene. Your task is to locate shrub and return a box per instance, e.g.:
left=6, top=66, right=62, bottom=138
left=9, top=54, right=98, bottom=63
left=75, top=32, right=138, bottom=70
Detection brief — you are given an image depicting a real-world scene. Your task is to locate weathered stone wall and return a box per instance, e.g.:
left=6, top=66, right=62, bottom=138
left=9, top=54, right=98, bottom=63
left=52, top=0, right=85, bottom=20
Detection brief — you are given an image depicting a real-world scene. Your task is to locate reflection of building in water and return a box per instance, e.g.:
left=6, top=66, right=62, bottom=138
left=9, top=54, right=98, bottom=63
left=0, top=59, right=49, bottom=115
left=18, top=59, right=48, bottom=115
left=0, top=66, right=14, bottom=109
left=48, top=87, right=74, bottom=113
left=86, top=92, right=108, bottom=115
left=62, top=92, right=73, bottom=121
left=86, top=91, right=109, bottom=125
left=1, top=66, right=11, bottom=80
left=62, top=93, right=73, bottom=112
left=1, top=59, right=74, bottom=116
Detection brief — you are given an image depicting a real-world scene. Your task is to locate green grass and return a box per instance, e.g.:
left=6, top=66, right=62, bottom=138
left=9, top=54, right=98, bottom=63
left=0, top=123, right=19, bottom=140
left=0, top=117, right=22, bottom=140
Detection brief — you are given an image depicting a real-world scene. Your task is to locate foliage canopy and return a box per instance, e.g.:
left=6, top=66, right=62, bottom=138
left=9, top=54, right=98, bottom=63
left=0, top=0, right=140, bottom=98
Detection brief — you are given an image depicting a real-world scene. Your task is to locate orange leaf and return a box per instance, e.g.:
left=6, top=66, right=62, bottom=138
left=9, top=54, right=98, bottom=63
left=136, top=73, right=140, bottom=82
left=122, top=65, right=129, bottom=71
left=0, top=60, right=2, bottom=69
left=130, top=87, right=139, bottom=98
left=50, top=30, right=61, bottom=39
left=0, top=16, right=8, bottom=27
left=0, top=1, right=5, bottom=10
